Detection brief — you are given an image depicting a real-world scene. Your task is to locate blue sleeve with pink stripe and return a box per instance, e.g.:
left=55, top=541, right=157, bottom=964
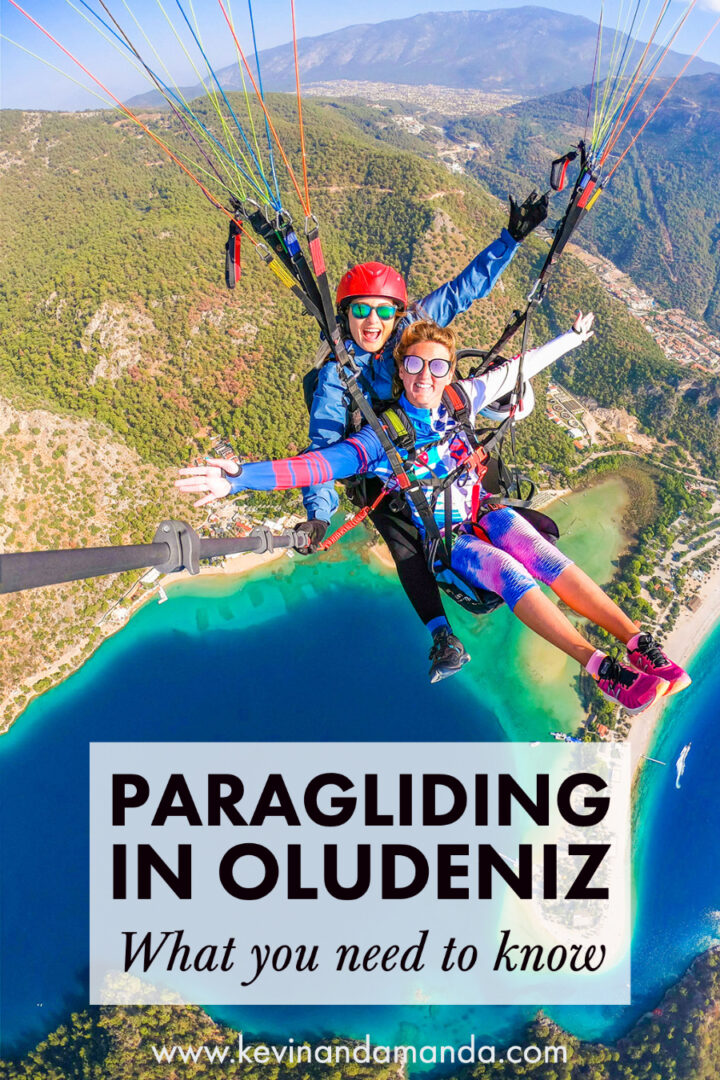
left=227, top=427, right=383, bottom=494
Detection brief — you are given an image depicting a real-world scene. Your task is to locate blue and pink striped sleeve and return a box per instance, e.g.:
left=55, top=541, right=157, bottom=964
left=227, top=428, right=381, bottom=494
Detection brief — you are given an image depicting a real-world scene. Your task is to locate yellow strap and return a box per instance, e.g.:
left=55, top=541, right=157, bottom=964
left=585, top=186, right=603, bottom=211
left=267, top=258, right=297, bottom=291
left=384, top=409, right=410, bottom=440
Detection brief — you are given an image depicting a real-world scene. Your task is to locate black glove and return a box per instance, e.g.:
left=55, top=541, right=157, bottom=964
left=295, top=519, right=329, bottom=554
left=507, top=190, right=549, bottom=242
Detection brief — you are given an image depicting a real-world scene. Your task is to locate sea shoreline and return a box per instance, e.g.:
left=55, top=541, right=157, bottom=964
left=0, top=545, right=290, bottom=736
left=371, top=485, right=720, bottom=779
left=628, top=556, right=720, bottom=776
left=176, top=529, right=720, bottom=779
left=3, top=487, right=719, bottom=765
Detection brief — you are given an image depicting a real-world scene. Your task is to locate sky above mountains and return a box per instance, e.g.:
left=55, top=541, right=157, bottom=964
left=1, top=0, right=719, bottom=110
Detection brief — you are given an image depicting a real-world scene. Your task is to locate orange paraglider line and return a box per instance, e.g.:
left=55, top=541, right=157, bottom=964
left=605, top=12, right=720, bottom=182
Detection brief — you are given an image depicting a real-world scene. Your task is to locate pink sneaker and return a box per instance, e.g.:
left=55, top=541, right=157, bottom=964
left=626, top=633, right=691, bottom=697
left=594, top=653, right=669, bottom=714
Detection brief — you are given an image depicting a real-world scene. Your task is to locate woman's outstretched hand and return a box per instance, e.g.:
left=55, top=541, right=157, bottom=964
left=175, top=458, right=240, bottom=507
left=572, top=310, right=595, bottom=341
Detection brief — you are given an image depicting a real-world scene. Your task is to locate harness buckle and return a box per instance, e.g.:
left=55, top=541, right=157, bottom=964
left=467, top=447, right=489, bottom=482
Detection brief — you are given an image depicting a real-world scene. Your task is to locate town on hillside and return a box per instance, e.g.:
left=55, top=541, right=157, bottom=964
left=569, top=246, right=720, bottom=375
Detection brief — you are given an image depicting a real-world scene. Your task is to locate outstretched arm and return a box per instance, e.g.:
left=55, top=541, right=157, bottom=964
left=413, top=192, right=548, bottom=328
left=417, top=229, right=519, bottom=327
left=176, top=430, right=380, bottom=507
left=468, top=311, right=595, bottom=412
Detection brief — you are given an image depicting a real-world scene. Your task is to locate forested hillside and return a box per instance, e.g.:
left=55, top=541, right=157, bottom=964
left=0, top=397, right=188, bottom=727
left=2, top=95, right=717, bottom=471
left=447, top=73, right=720, bottom=332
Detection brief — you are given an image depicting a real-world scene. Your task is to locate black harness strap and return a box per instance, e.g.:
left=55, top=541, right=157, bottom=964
left=468, top=307, right=530, bottom=377
left=229, top=199, right=328, bottom=328
left=275, top=211, right=330, bottom=330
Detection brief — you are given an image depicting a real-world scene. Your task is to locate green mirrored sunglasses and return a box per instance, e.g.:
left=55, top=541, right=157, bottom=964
left=349, top=302, right=398, bottom=321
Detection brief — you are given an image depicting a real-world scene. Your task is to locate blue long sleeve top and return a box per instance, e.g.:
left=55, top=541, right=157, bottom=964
left=302, top=228, right=519, bottom=521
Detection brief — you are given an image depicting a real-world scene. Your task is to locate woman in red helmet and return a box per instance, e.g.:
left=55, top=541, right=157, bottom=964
left=300, top=193, right=549, bottom=682
left=335, top=262, right=409, bottom=353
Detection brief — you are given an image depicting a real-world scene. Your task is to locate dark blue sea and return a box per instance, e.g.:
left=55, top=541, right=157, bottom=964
left=1, top=537, right=717, bottom=1061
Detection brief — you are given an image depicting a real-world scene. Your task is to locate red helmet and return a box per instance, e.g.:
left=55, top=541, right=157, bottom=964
left=336, top=262, right=407, bottom=309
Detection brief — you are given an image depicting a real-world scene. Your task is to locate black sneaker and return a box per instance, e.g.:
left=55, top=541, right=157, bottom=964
left=428, top=629, right=470, bottom=684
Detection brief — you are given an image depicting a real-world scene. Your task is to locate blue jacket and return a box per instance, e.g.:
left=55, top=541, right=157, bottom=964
left=303, top=228, right=519, bottom=521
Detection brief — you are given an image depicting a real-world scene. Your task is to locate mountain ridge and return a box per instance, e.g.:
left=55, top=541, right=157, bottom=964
left=126, top=7, right=720, bottom=107
left=444, top=72, right=720, bottom=331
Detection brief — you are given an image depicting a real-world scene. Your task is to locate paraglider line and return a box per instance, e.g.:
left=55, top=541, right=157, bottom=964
left=247, top=0, right=282, bottom=207
left=6, top=0, right=257, bottom=226
left=172, top=0, right=280, bottom=208
left=600, top=0, right=700, bottom=168
left=605, top=11, right=720, bottom=182
left=595, top=0, right=689, bottom=162
left=603, top=0, right=651, bottom=121
left=593, top=0, right=672, bottom=158
left=597, top=0, right=686, bottom=167
left=0, top=32, right=116, bottom=109
left=173, top=0, right=263, bottom=195
left=216, top=0, right=310, bottom=215
left=85, top=0, right=237, bottom=193
left=58, top=0, right=266, bottom=199
left=290, top=0, right=311, bottom=215
left=112, top=0, right=255, bottom=195
left=585, top=6, right=603, bottom=144
left=592, top=0, right=635, bottom=146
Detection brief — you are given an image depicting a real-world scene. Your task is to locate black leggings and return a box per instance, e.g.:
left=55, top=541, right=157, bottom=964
left=365, top=479, right=446, bottom=626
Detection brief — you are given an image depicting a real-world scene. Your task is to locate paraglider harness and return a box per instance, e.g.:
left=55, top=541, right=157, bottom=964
left=245, top=140, right=593, bottom=615
left=371, top=377, right=560, bottom=616
left=295, top=139, right=599, bottom=614
left=297, top=236, right=571, bottom=613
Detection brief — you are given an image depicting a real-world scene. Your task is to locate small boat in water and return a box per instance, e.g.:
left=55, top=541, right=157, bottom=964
left=675, top=742, right=691, bottom=789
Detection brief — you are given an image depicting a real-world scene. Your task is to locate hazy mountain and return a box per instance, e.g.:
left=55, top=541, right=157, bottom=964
left=128, top=7, right=719, bottom=107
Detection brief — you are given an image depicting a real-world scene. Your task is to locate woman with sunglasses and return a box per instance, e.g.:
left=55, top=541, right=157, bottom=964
left=177, top=316, right=690, bottom=713
left=299, top=191, right=550, bottom=683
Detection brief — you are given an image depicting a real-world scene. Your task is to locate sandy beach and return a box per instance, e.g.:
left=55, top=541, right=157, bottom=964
left=368, top=541, right=396, bottom=572
left=160, top=545, right=291, bottom=587
left=629, top=556, right=720, bottom=776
